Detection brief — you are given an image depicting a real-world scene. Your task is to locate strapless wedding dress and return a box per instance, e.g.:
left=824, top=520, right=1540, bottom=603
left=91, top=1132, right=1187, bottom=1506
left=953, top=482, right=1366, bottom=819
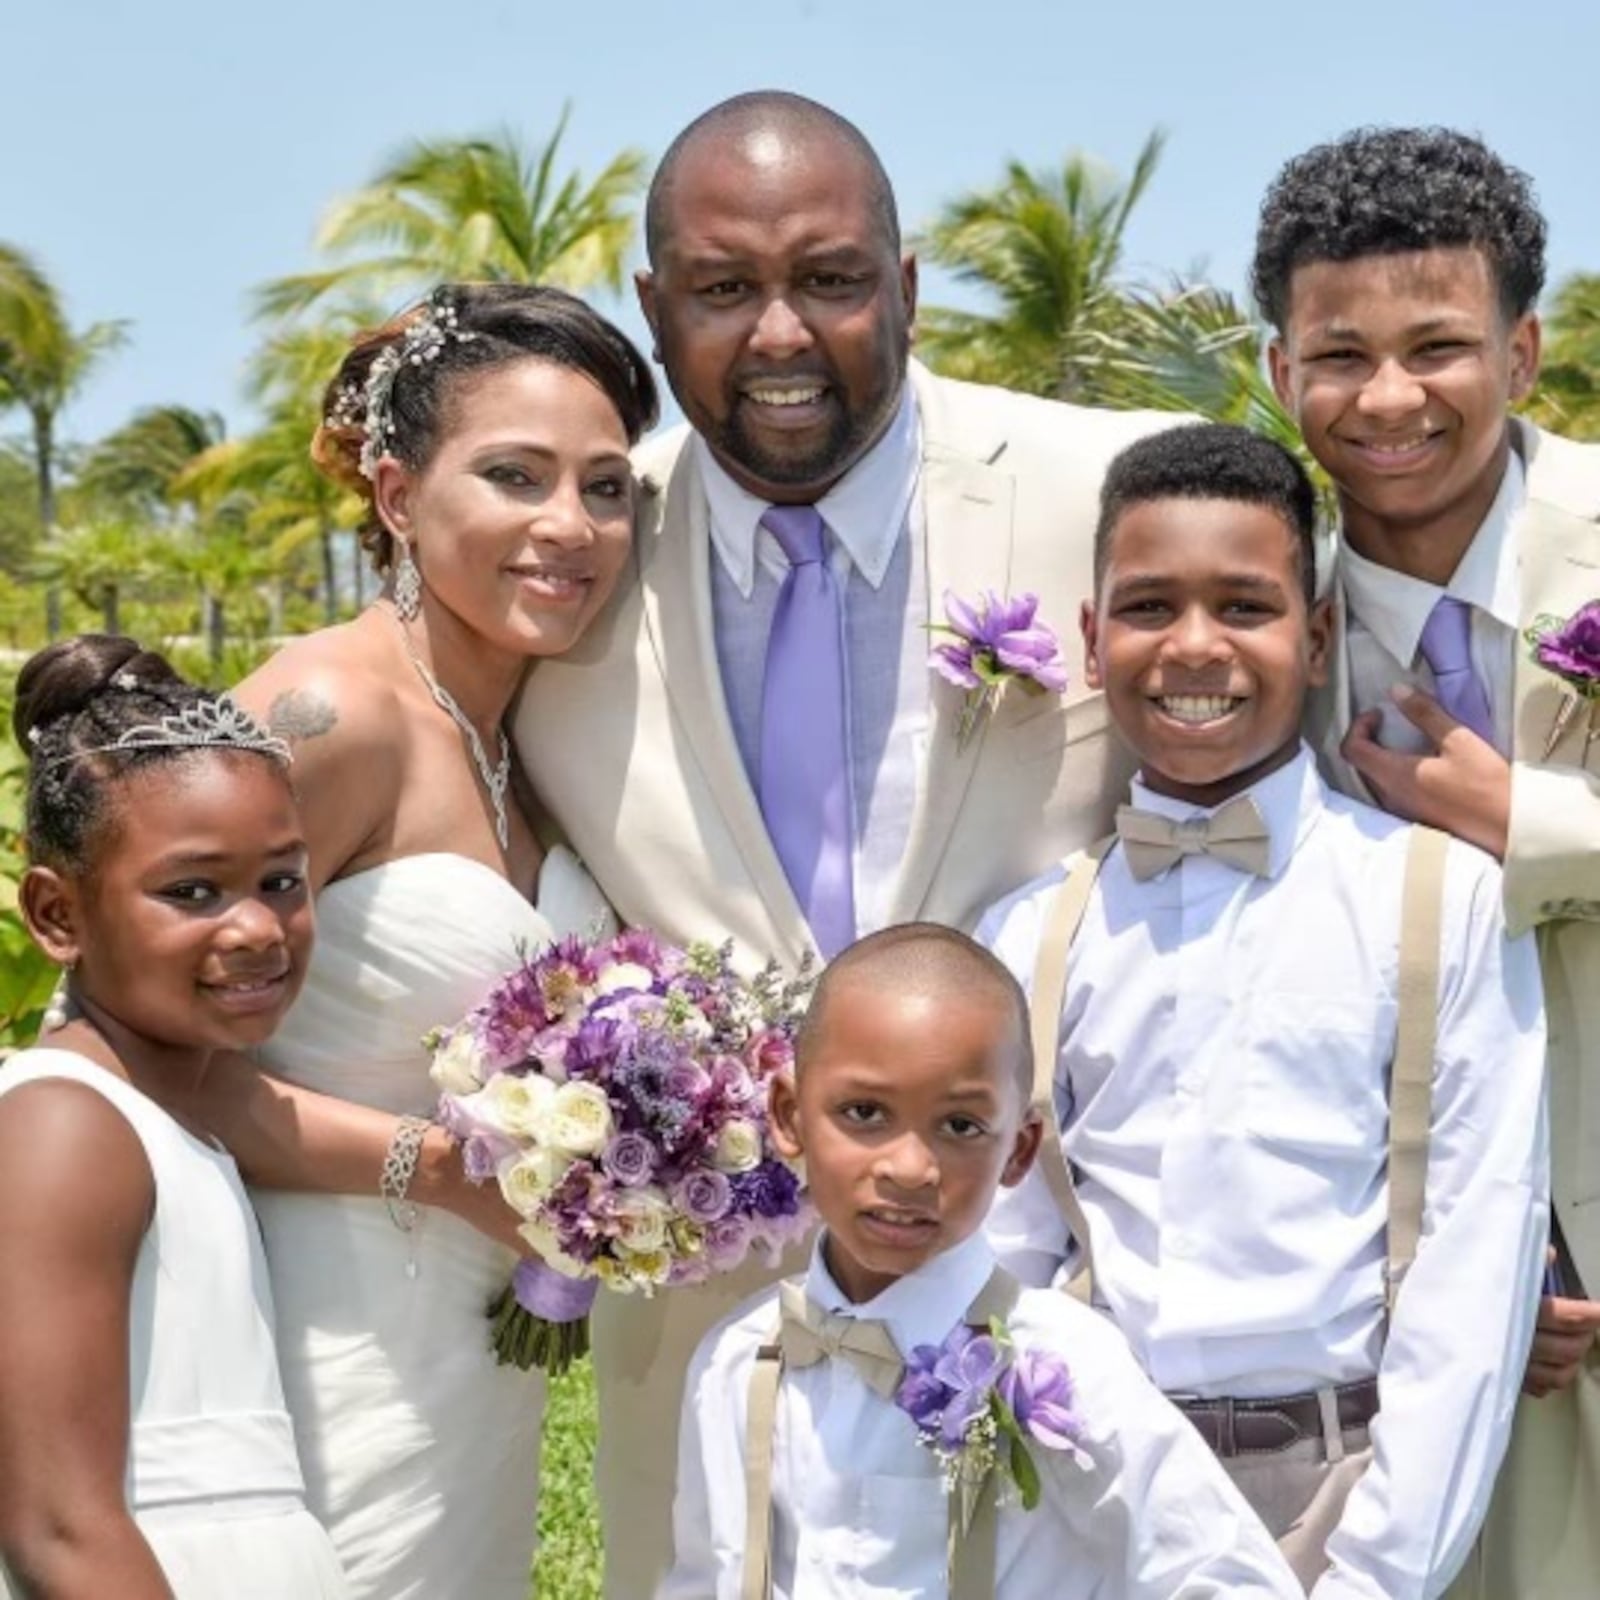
left=253, top=848, right=611, bottom=1600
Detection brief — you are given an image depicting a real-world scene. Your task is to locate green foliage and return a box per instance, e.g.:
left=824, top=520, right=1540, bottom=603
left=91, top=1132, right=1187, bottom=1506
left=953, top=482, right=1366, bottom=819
left=1525, top=272, right=1600, bottom=442
left=258, top=112, right=646, bottom=319
left=531, top=1358, right=602, bottom=1599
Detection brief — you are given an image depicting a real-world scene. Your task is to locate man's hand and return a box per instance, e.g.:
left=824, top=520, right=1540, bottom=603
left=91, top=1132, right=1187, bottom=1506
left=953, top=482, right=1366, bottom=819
left=1342, top=686, right=1511, bottom=859
left=1525, top=1282, right=1600, bottom=1397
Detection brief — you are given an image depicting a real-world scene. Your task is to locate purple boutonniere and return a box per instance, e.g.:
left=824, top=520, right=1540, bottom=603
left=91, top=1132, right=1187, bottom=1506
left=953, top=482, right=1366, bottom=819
left=895, top=1317, right=1089, bottom=1533
left=1525, top=602, right=1600, bottom=758
left=928, top=590, right=1069, bottom=748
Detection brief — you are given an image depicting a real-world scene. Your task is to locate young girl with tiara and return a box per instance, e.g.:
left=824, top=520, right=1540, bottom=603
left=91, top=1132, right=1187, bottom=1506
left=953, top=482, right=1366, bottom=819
left=0, top=635, right=349, bottom=1599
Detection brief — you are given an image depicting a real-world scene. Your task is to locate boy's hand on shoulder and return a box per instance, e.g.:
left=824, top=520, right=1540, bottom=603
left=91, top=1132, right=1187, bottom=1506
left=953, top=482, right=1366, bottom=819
left=1524, top=1290, right=1600, bottom=1397
left=1342, top=687, right=1510, bottom=859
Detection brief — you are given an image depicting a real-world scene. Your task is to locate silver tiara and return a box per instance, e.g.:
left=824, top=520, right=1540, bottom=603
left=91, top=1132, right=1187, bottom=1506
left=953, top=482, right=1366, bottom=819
left=348, top=291, right=479, bottom=481
left=37, top=693, right=292, bottom=771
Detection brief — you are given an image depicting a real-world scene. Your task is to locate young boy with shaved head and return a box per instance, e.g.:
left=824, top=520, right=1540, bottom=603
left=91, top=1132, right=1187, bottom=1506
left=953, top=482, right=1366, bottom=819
left=984, top=423, right=1549, bottom=1598
left=660, top=923, right=1302, bottom=1599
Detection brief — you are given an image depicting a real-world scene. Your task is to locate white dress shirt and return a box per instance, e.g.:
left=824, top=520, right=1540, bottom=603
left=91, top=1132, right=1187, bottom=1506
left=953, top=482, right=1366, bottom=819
left=981, top=748, right=1548, bottom=1600
left=659, top=1230, right=1302, bottom=1600
left=702, top=386, right=929, bottom=936
left=1341, top=453, right=1525, bottom=755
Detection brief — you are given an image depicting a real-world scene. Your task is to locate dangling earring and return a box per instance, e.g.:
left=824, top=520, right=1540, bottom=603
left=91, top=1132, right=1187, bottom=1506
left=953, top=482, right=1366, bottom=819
left=393, top=542, right=422, bottom=622
left=40, top=961, right=75, bottom=1034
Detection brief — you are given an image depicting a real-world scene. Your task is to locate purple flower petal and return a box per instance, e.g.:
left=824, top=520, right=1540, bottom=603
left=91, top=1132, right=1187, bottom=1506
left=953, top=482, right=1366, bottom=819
left=999, top=1347, right=1084, bottom=1451
left=930, top=640, right=981, bottom=689
left=1535, top=601, right=1600, bottom=687
left=942, top=588, right=985, bottom=638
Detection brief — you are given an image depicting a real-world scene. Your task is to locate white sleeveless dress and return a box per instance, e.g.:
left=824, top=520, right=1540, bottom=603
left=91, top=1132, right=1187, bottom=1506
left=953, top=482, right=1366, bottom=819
left=0, top=1048, right=350, bottom=1599
left=253, top=848, right=612, bottom=1600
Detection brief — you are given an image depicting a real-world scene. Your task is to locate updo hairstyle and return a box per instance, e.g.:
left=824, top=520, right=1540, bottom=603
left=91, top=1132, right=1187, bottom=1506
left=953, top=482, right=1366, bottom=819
left=14, top=635, right=271, bottom=873
left=311, top=282, right=660, bottom=575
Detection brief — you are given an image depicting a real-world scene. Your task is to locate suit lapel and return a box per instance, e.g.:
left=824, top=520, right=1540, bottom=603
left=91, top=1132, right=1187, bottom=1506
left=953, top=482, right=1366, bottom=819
left=889, top=373, right=1016, bottom=922
left=635, top=452, right=812, bottom=965
left=1512, top=498, right=1600, bottom=765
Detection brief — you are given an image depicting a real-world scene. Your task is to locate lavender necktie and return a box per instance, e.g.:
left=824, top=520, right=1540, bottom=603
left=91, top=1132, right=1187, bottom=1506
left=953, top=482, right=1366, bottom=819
left=758, top=505, right=856, bottom=958
left=1417, top=596, right=1495, bottom=744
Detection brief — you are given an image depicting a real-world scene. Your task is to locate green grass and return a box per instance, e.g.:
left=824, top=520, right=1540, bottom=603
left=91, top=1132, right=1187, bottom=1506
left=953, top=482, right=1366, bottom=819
left=532, top=1359, right=604, bottom=1599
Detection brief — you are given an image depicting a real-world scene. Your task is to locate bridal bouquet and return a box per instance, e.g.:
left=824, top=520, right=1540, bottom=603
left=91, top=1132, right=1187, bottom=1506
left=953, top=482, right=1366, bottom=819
left=429, top=931, right=814, bottom=1373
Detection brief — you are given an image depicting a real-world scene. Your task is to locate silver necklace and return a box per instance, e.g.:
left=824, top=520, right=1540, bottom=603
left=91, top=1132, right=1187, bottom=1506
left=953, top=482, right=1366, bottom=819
left=391, top=613, right=512, bottom=850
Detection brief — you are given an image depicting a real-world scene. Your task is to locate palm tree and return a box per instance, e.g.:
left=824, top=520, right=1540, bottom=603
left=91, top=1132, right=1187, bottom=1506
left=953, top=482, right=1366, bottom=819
left=1526, top=272, right=1600, bottom=442
left=0, top=242, right=129, bottom=635
left=76, top=404, right=227, bottom=516
left=257, top=111, right=646, bottom=319
left=180, top=317, right=366, bottom=621
left=914, top=132, right=1166, bottom=402
left=35, top=517, right=155, bottom=635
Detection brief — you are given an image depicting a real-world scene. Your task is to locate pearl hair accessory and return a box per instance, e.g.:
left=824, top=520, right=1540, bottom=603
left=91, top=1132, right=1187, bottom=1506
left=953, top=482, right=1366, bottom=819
left=342, top=290, right=480, bottom=481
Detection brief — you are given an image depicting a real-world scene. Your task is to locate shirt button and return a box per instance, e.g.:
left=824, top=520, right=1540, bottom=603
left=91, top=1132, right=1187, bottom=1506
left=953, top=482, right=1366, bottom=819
left=1167, top=1232, right=1193, bottom=1257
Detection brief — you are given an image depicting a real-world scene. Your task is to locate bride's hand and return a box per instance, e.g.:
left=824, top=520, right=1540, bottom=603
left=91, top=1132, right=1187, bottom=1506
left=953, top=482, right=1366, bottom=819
left=415, top=1129, right=530, bottom=1257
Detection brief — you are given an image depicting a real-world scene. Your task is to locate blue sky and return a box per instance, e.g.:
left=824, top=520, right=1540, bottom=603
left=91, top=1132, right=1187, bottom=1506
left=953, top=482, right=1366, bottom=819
left=7, top=0, right=1598, bottom=445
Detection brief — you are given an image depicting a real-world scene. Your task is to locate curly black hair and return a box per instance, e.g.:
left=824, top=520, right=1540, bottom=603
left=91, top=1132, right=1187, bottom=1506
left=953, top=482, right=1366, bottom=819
left=14, top=634, right=287, bottom=873
left=1250, top=127, right=1547, bottom=330
left=1095, top=424, right=1318, bottom=601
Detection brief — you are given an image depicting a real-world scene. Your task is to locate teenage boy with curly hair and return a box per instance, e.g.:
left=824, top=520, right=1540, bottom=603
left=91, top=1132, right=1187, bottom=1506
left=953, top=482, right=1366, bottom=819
left=1257, top=125, right=1600, bottom=1600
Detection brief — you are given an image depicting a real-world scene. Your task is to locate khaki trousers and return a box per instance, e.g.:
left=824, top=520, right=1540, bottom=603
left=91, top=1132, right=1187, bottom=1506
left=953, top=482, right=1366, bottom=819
left=1442, top=1358, right=1600, bottom=1600
left=1220, top=1430, right=1373, bottom=1592
left=591, top=1239, right=809, bottom=1600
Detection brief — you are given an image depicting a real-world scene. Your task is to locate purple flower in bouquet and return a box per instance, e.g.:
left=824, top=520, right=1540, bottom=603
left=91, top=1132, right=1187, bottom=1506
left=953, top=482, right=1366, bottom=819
left=931, top=1327, right=1007, bottom=1447
left=929, top=589, right=1068, bottom=746
left=601, top=1130, right=657, bottom=1187
left=675, top=1168, right=733, bottom=1224
left=730, top=1161, right=804, bottom=1221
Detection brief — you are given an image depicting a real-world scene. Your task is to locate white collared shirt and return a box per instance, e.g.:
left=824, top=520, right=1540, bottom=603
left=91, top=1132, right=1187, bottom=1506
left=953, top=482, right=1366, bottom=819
left=701, top=387, right=929, bottom=937
left=1340, top=452, right=1525, bottom=753
left=981, top=748, right=1548, bottom=1600
left=659, top=1231, right=1302, bottom=1600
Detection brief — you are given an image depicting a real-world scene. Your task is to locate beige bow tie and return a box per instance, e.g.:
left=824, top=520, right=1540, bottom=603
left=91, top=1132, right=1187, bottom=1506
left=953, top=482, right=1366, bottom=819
left=777, top=1280, right=904, bottom=1399
left=1115, top=792, right=1272, bottom=882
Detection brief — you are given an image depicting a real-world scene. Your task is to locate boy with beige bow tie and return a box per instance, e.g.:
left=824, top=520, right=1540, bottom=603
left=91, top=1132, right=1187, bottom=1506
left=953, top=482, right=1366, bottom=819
left=982, top=422, right=1550, bottom=1598
left=658, top=921, right=1301, bottom=1599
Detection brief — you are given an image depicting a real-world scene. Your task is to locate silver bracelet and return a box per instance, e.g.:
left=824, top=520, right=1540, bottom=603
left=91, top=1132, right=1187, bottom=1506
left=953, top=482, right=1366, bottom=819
left=380, top=1115, right=431, bottom=1233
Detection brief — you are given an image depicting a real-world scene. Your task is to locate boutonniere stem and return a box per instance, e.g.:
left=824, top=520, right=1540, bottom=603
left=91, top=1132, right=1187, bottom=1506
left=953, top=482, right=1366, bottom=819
left=928, top=590, right=1069, bottom=750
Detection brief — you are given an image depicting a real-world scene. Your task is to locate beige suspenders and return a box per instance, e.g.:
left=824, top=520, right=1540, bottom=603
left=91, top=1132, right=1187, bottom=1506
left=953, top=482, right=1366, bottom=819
left=1026, top=825, right=1450, bottom=1318
left=740, top=1267, right=1022, bottom=1600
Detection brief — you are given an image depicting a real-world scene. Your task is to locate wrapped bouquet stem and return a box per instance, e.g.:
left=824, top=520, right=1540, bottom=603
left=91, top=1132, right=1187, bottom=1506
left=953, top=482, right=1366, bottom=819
left=429, top=932, right=814, bottom=1373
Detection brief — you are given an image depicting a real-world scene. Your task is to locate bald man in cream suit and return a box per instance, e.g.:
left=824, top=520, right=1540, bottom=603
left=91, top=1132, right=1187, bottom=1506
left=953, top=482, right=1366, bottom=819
left=515, top=91, right=1175, bottom=1597
left=1257, top=124, right=1600, bottom=1599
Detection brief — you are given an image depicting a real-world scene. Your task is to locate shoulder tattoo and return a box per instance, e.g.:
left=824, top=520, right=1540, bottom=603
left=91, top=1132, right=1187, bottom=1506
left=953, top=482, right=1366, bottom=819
left=266, top=687, right=338, bottom=745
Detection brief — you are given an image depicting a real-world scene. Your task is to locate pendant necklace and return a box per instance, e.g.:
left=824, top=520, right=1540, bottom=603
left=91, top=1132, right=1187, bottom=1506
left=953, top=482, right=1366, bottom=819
left=390, top=610, right=512, bottom=850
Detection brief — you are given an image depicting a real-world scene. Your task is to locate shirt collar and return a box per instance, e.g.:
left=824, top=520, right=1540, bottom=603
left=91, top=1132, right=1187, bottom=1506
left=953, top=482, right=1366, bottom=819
left=805, top=1229, right=996, bottom=1359
left=1128, top=742, right=1323, bottom=880
left=697, top=383, right=921, bottom=598
left=1339, top=449, right=1526, bottom=665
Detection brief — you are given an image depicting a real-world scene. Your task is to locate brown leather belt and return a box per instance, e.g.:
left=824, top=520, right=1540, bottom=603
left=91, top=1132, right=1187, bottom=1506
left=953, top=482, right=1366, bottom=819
left=1171, top=1378, right=1380, bottom=1459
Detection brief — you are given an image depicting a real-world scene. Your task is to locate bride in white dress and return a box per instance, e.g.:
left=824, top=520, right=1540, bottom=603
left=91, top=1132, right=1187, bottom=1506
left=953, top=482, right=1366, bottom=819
left=195, top=283, right=659, bottom=1597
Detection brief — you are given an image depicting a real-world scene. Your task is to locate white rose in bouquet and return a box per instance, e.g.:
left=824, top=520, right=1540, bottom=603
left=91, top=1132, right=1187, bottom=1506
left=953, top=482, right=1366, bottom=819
left=544, top=1080, right=614, bottom=1157
left=517, top=1217, right=588, bottom=1279
left=712, top=1117, right=763, bottom=1173
left=498, top=1148, right=571, bottom=1218
left=610, top=1185, right=673, bottom=1254
left=471, top=1070, right=557, bottom=1139
left=429, top=1027, right=490, bottom=1096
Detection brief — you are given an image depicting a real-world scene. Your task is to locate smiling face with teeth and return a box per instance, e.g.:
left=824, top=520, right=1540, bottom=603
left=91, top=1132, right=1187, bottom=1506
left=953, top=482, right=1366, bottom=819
left=638, top=127, right=915, bottom=504
left=26, top=755, right=313, bottom=1074
left=376, top=359, right=636, bottom=665
left=1269, top=247, right=1539, bottom=583
left=1085, top=496, right=1332, bottom=808
left=771, top=956, right=1039, bottom=1305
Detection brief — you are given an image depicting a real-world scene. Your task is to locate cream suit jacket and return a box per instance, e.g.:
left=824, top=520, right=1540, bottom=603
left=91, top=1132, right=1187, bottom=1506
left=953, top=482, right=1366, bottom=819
left=513, top=362, right=1176, bottom=1599
left=517, top=361, right=1174, bottom=967
left=1309, top=420, right=1600, bottom=1294
left=1310, top=421, right=1600, bottom=1600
